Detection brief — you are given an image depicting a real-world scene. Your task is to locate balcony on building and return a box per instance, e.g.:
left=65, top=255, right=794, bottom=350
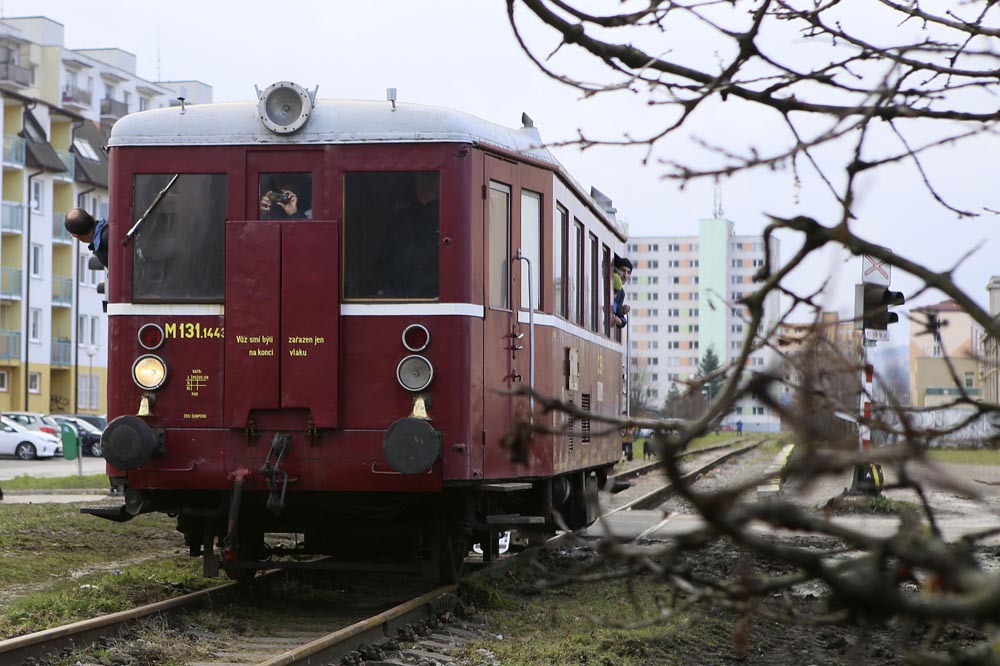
left=3, top=135, right=25, bottom=167
left=54, top=150, right=75, bottom=181
left=0, top=60, right=30, bottom=87
left=2, top=201, right=24, bottom=234
left=52, top=276, right=73, bottom=306
left=100, top=97, right=128, bottom=120
left=1, top=266, right=22, bottom=300
left=0, top=329, right=20, bottom=360
left=52, top=212, right=71, bottom=243
left=51, top=337, right=72, bottom=367
left=61, top=84, right=93, bottom=110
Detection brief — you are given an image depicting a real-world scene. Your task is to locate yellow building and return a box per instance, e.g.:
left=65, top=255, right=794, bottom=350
left=0, top=16, right=209, bottom=415
left=908, top=300, right=982, bottom=407
left=977, top=277, right=1000, bottom=406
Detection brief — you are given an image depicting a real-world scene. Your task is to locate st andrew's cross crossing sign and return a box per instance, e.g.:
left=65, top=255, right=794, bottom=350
left=862, top=254, right=890, bottom=286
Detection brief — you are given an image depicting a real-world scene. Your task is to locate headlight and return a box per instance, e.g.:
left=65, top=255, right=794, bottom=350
left=132, top=354, right=167, bottom=390
left=397, top=355, right=433, bottom=391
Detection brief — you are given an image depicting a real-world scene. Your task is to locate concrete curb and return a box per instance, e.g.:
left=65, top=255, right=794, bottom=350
left=756, top=444, right=794, bottom=498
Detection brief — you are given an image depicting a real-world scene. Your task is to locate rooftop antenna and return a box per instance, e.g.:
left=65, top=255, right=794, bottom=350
left=177, top=97, right=186, bottom=114
left=386, top=88, right=397, bottom=111
left=713, top=184, right=724, bottom=219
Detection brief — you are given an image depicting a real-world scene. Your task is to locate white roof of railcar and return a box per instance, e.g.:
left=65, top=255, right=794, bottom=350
left=110, top=99, right=552, bottom=157
left=109, top=98, right=625, bottom=238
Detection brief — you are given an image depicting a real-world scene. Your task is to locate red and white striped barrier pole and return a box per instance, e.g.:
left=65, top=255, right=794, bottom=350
left=852, top=355, right=883, bottom=493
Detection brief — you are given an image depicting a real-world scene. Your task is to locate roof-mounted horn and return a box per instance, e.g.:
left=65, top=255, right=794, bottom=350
left=255, top=82, right=318, bottom=134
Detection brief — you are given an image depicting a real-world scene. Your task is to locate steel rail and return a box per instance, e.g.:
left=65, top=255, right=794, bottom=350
left=609, top=439, right=767, bottom=513
left=256, top=584, right=458, bottom=666
left=608, top=439, right=745, bottom=483
left=0, top=581, right=238, bottom=664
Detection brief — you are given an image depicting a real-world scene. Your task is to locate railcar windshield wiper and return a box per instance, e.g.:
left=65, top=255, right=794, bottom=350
left=122, top=174, right=180, bottom=245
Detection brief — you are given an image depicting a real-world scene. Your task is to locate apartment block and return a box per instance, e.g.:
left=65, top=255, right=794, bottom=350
left=0, top=15, right=210, bottom=415
left=626, top=214, right=781, bottom=431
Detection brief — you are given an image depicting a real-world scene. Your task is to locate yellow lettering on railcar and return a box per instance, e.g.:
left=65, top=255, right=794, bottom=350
left=163, top=322, right=224, bottom=339
left=186, top=370, right=209, bottom=397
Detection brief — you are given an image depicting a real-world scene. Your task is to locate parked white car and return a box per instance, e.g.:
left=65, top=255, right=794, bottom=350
left=4, top=411, right=61, bottom=437
left=0, top=416, right=62, bottom=459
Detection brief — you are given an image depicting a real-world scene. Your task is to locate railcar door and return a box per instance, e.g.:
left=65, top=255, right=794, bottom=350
left=224, top=151, right=340, bottom=428
left=482, top=156, right=524, bottom=477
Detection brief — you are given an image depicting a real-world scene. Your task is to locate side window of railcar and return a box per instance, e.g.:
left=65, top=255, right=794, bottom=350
left=554, top=204, right=567, bottom=318
left=344, top=171, right=439, bottom=300
left=601, top=244, right=611, bottom=337
left=258, top=172, right=312, bottom=220
left=520, top=190, right=541, bottom=311
left=573, top=220, right=584, bottom=326
left=131, top=174, right=227, bottom=302
left=487, top=182, right=511, bottom=309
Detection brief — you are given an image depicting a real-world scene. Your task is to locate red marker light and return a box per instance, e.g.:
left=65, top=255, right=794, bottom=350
left=138, top=323, right=165, bottom=350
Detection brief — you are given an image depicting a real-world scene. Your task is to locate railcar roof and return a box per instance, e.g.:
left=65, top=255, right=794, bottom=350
left=110, top=98, right=553, bottom=157
left=109, top=97, right=625, bottom=238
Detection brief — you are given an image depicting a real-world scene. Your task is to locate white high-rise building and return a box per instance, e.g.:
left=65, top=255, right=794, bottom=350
left=625, top=213, right=781, bottom=431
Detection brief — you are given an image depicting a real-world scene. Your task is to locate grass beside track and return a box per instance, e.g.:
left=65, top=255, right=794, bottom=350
left=928, top=449, right=1000, bottom=466
left=0, top=502, right=222, bottom=638
left=458, top=558, right=717, bottom=666
left=631, top=431, right=745, bottom=460
left=2, top=472, right=108, bottom=491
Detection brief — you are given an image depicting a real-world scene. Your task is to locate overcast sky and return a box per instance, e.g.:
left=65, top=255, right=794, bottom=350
left=10, top=0, right=999, bottom=337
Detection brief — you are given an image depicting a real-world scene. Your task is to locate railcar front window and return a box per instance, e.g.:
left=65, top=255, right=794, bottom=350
left=344, top=171, right=440, bottom=300
left=132, top=174, right=227, bottom=302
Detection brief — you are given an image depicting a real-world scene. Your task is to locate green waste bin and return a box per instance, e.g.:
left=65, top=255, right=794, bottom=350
left=61, top=422, right=79, bottom=460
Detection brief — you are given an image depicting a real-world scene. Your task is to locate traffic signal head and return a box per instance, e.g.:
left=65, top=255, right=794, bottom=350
left=855, top=284, right=905, bottom=330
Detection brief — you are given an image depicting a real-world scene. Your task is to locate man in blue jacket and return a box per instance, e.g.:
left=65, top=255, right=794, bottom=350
left=64, top=208, right=109, bottom=269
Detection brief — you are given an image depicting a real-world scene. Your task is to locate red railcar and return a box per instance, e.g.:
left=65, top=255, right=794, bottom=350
left=89, top=83, right=626, bottom=580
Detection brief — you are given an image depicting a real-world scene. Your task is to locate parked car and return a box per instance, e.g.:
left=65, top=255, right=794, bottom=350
left=4, top=411, right=61, bottom=437
left=0, top=416, right=62, bottom=459
left=49, top=413, right=106, bottom=431
left=49, top=415, right=103, bottom=457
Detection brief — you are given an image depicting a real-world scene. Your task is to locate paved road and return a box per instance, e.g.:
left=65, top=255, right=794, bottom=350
left=0, top=455, right=107, bottom=481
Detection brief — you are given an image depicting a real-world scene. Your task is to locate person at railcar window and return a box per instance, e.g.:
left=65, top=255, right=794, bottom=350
left=259, top=173, right=312, bottom=220
left=65, top=208, right=109, bottom=269
left=383, top=172, right=440, bottom=298
left=613, top=256, right=633, bottom=328
left=343, top=171, right=440, bottom=300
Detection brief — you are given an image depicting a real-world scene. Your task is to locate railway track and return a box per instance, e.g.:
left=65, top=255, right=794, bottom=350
left=0, top=576, right=463, bottom=666
left=1, top=440, right=764, bottom=665
left=607, top=437, right=767, bottom=513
